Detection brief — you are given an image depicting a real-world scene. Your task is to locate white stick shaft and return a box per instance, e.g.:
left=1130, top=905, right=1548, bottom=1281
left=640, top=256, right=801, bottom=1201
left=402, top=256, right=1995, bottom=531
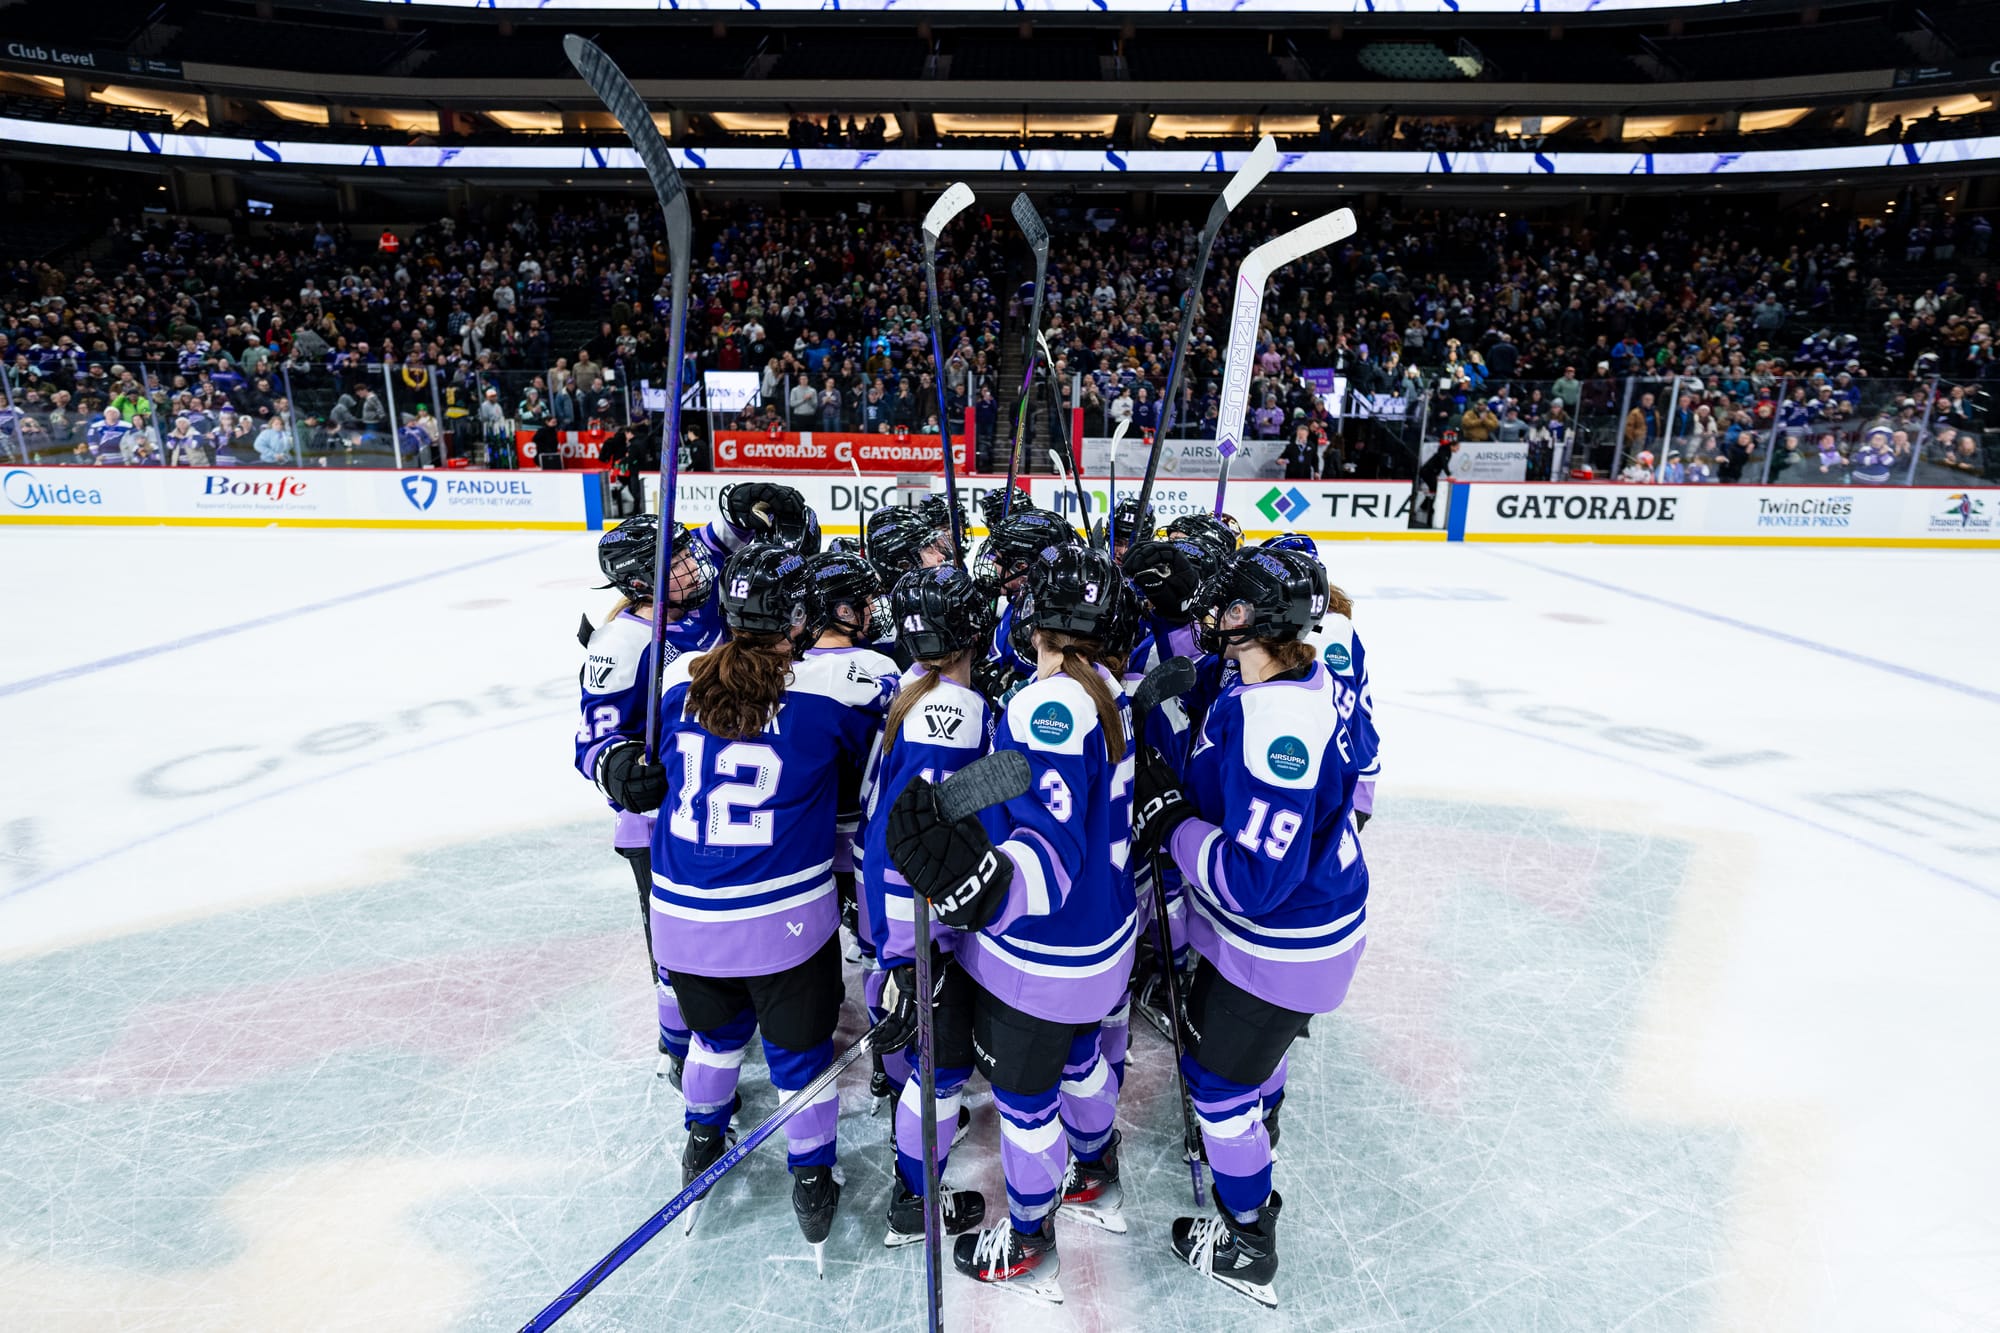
left=1215, top=208, right=1357, bottom=459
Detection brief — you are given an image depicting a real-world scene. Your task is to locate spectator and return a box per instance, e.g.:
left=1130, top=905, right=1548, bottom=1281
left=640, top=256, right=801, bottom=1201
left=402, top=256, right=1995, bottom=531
left=255, top=414, right=292, bottom=465
left=1460, top=398, right=1499, bottom=442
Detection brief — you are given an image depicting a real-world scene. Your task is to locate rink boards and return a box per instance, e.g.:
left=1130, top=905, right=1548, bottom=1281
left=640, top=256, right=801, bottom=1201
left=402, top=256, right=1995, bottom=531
left=8, top=465, right=1997, bottom=548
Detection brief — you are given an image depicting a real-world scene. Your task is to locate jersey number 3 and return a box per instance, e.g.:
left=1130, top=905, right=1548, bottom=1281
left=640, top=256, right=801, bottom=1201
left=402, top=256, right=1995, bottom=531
left=669, top=735, right=783, bottom=847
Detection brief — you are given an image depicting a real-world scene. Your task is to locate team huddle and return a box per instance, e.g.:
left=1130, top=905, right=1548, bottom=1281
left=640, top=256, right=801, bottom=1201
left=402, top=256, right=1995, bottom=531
left=572, top=480, right=1378, bottom=1310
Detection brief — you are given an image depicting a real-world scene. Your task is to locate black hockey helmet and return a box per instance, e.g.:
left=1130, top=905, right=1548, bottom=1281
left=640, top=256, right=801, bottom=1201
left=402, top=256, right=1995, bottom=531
left=891, top=564, right=997, bottom=662
left=919, top=492, right=970, bottom=551
left=1202, top=546, right=1329, bottom=652
left=866, top=506, right=947, bottom=583
left=1162, top=511, right=1241, bottom=561
left=1261, top=532, right=1319, bottom=558
left=1097, top=575, right=1145, bottom=668
left=1019, top=543, right=1126, bottom=647
left=978, top=485, right=1035, bottom=529
left=974, top=509, right=1082, bottom=593
left=802, top=550, right=888, bottom=644
left=1108, top=496, right=1157, bottom=553
left=596, top=513, right=715, bottom=611
left=720, top=542, right=812, bottom=641
left=787, top=508, right=824, bottom=556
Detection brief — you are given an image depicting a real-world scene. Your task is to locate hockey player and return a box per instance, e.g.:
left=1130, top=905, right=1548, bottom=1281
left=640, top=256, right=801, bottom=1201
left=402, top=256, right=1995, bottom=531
left=1261, top=533, right=1379, bottom=830
left=1130, top=545, right=1370, bottom=1310
left=978, top=485, right=1035, bottom=530
left=1107, top=494, right=1157, bottom=563
left=970, top=509, right=1082, bottom=701
left=861, top=565, right=999, bottom=1247
left=575, top=514, right=720, bottom=1086
left=886, top=544, right=1138, bottom=1304
left=594, top=543, right=891, bottom=1266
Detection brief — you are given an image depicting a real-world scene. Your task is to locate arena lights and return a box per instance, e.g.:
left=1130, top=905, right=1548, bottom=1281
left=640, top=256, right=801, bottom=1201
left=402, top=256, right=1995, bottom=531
left=7, top=116, right=1992, bottom=178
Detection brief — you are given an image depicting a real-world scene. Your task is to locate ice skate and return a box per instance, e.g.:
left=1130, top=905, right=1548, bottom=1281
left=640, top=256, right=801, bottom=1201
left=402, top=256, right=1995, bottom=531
left=791, top=1165, right=842, bottom=1277
left=884, top=1180, right=986, bottom=1248
left=953, top=1218, right=1063, bottom=1304
left=1058, top=1131, right=1127, bottom=1234
left=868, top=1052, right=893, bottom=1117
left=1169, top=1190, right=1282, bottom=1309
left=1133, top=967, right=1177, bottom=1042
left=952, top=1103, right=971, bottom=1148
left=680, top=1120, right=735, bottom=1236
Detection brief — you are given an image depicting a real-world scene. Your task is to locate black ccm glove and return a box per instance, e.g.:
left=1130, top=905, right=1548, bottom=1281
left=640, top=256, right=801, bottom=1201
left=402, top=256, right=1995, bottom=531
left=1122, top=539, right=1202, bottom=622
left=594, top=740, right=668, bottom=814
left=873, top=949, right=949, bottom=1054
left=885, top=777, right=1014, bottom=931
left=720, top=481, right=807, bottom=540
left=1131, top=745, right=1196, bottom=863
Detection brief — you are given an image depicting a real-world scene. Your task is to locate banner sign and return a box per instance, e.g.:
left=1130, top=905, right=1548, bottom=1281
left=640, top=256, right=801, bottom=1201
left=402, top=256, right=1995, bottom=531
left=515, top=428, right=612, bottom=470
left=1453, top=482, right=2000, bottom=546
left=8, top=115, right=1993, bottom=180
left=702, top=371, right=760, bottom=414
left=712, top=429, right=968, bottom=473
left=1029, top=476, right=1424, bottom=540
left=1421, top=437, right=1530, bottom=483
left=1, top=43, right=181, bottom=78
left=0, top=465, right=590, bottom=529
left=1078, top=436, right=1289, bottom=479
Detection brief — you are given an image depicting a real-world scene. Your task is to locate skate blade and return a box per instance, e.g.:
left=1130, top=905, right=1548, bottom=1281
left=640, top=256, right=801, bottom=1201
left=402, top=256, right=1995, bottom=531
left=1057, top=1201, right=1127, bottom=1234
left=811, top=1240, right=826, bottom=1279
left=1137, top=1004, right=1175, bottom=1042
left=952, top=1116, right=971, bottom=1149
left=1171, top=1241, right=1277, bottom=1309
left=995, top=1275, right=1064, bottom=1306
left=683, top=1198, right=704, bottom=1236
left=883, top=1227, right=922, bottom=1249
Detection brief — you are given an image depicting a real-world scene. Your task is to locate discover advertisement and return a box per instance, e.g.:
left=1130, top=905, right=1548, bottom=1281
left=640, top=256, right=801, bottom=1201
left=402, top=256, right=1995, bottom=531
left=0, top=466, right=591, bottom=530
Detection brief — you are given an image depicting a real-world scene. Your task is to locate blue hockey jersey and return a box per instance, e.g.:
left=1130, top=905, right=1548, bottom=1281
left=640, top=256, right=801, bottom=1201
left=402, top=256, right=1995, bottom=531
left=859, top=670, right=999, bottom=967
left=958, top=665, right=1138, bottom=1025
left=1170, top=658, right=1368, bottom=1015
left=574, top=606, right=727, bottom=848
left=649, top=649, right=891, bottom=978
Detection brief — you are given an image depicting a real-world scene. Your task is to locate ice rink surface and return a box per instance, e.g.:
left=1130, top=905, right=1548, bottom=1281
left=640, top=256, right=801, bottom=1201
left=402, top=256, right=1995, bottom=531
left=2, top=526, right=1997, bottom=1333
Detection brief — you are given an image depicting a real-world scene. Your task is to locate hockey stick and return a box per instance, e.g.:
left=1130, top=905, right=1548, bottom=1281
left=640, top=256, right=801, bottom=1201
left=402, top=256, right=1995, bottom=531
left=1106, top=417, right=1132, bottom=555
left=1035, top=328, right=1092, bottom=538
left=1213, top=208, right=1356, bottom=516
left=520, top=754, right=1032, bottom=1333
left=1137, top=135, right=1278, bottom=522
left=564, top=34, right=692, bottom=765
left=1004, top=193, right=1050, bottom=521
left=922, top=182, right=976, bottom=573
left=850, top=454, right=867, bottom=556
left=1129, top=655, right=1207, bottom=1207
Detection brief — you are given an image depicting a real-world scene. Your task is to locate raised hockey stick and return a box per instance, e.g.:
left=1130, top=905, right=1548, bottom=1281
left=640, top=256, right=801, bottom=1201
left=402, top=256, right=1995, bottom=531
left=1213, top=208, right=1356, bottom=517
left=564, top=34, right=691, bottom=765
left=1137, top=135, right=1278, bottom=522
left=1004, top=193, right=1050, bottom=521
left=520, top=753, right=1032, bottom=1333
left=850, top=454, right=867, bottom=556
left=1106, top=417, right=1132, bottom=553
left=1129, top=655, right=1208, bottom=1207
left=1035, top=328, right=1092, bottom=536
left=922, top=182, right=976, bottom=572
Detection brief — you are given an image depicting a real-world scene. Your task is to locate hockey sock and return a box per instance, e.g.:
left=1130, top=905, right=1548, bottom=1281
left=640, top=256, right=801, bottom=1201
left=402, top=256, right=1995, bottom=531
left=992, top=1083, right=1064, bottom=1233
left=894, top=1062, right=972, bottom=1193
left=655, top=970, right=690, bottom=1061
left=683, top=1011, right=756, bottom=1129
left=1059, top=1026, right=1119, bottom=1163
left=1099, top=1001, right=1131, bottom=1093
left=1258, top=1054, right=1289, bottom=1111
left=766, top=1037, right=839, bottom=1170
left=1182, top=1053, right=1274, bottom=1222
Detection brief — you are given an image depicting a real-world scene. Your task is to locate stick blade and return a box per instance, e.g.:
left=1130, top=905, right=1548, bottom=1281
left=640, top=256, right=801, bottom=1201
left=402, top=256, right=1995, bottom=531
left=1221, top=135, right=1280, bottom=211
left=924, top=182, right=977, bottom=243
left=1132, top=655, right=1197, bottom=720
left=935, top=750, right=1032, bottom=825
left=1011, top=192, right=1049, bottom=250
left=562, top=35, right=684, bottom=214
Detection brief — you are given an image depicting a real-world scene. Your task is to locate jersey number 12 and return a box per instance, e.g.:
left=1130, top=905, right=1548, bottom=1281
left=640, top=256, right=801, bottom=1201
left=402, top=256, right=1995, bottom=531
left=669, top=735, right=783, bottom=847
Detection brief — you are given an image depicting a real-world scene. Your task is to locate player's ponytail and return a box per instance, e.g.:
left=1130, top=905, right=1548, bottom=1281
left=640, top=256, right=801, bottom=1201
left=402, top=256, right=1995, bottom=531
left=1040, top=631, right=1126, bottom=765
left=688, top=633, right=793, bottom=740
left=882, top=654, right=966, bottom=757
left=1260, top=579, right=1351, bottom=674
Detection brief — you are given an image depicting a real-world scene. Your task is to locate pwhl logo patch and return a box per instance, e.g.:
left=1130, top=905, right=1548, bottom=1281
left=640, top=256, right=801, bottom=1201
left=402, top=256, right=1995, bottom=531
left=401, top=475, right=438, bottom=511
left=1257, top=486, right=1311, bottom=524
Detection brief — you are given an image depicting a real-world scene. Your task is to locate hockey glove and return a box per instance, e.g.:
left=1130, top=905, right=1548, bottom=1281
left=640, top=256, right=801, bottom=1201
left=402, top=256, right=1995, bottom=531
left=971, top=656, right=1019, bottom=710
left=1123, top=539, right=1202, bottom=621
left=874, top=948, right=948, bottom=1054
left=1131, top=745, right=1196, bottom=863
left=595, top=741, right=668, bottom=814
left=720, top=481, right=807, bottom=540
left=885, top=777, right=1013, bottom=931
